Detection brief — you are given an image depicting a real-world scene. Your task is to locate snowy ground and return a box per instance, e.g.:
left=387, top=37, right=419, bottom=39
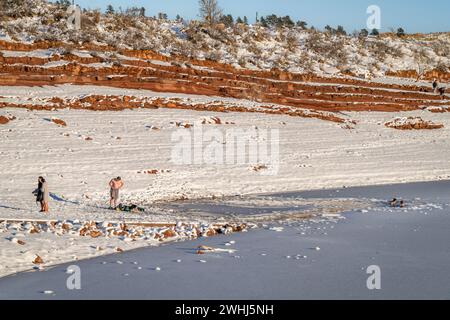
left=1, top=104, right=450, bottom=208
left=1, top=180, right=449, bottom=300
left=1, top=101, right=450, bottom=278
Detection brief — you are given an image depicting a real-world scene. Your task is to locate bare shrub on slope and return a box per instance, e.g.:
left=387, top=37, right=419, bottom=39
left=0, top=0, right=449, bottom=77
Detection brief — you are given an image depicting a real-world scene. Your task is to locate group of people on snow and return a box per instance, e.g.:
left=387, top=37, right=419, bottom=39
left=33, top=176, right=125, bottom=213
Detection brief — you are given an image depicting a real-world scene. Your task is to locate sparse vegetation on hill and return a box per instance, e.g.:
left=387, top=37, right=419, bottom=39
left=0, top=0, right=449, bottom=77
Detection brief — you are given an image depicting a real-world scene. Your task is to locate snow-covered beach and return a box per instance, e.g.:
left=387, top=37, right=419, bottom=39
left=1, top=0, right=450, bottom=301
left=1, top=180, right=449, bottom=300
left=1, top=100, right=450, bottom=279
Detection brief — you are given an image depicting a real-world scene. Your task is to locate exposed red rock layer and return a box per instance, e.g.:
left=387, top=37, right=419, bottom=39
left=0, top=94, right=349, bottom=124
left=1, top=40, right=449, bottom=115
left=387, top=69, right=450, bottom=82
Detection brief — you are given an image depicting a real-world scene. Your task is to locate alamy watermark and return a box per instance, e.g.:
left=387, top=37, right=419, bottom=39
left=366, top=265, right=381, bottom=290
left=66, top=265, right=81, bottom=290
left=367, top=5, right=381, bottom=30
left=67, top=5, right=82, bottom=30
left=171, top=126, right=280, bottom=175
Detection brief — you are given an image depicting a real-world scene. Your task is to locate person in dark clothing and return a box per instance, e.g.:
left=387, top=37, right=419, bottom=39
left=389, top=198, right=406, bottom=208
left=432, top=79, right=438, bottom=92
left=32, top=176, right=49, bottom=213
left=438, top=87, right=446, bottom=97
left=389, top=198, right=398, bottom=207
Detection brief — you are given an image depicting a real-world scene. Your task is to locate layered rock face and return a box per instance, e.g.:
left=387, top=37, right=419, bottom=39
left=0, top=40, right=449, bottom=122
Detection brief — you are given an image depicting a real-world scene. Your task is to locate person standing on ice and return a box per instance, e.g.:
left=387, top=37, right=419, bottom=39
left=33, top=176, right=49, bottom=213
left=109, top=177, right=124, bottom=209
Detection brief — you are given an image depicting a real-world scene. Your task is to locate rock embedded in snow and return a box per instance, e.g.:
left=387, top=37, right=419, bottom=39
left=32, top=255, right=44, bottom=265
left=50, top=118, right=67, bottom=127
left=11, top=238, right=25, bottom=245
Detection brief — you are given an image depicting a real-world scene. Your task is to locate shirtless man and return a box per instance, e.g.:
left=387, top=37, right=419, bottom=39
left=109, top=177, right=124, bottom=209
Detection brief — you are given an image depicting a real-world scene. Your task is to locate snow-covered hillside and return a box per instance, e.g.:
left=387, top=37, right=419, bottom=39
left=1, top=0, right=449, bottom=78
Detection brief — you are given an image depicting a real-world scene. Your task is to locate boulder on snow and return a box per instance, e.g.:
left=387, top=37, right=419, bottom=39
left=51, top=118, right=67, bottom=127
left=0, top=115, right=15, bottom=124
left=385, top=117, right=443, bottom=130
left=32, top=255, right=44, bottom=265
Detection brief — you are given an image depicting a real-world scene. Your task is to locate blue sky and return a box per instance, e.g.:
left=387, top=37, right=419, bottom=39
left=70, top=0, right=450, bottom=33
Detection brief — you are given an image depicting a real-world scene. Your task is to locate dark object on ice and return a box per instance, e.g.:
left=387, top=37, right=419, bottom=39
left=116, top=203, right=145, bottom=213
left=389, top=198, right=405, bottom=208
left=389, top=198, right=397, bottom=207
